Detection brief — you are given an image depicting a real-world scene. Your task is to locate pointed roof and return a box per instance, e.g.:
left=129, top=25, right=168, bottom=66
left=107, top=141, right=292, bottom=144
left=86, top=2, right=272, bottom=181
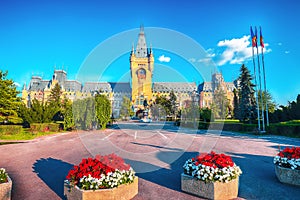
left=135, top=25, right=148, bottom=58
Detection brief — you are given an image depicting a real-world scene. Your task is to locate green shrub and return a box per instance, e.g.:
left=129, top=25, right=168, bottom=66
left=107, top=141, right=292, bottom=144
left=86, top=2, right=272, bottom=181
left=267, top=124, right=300, bottom=137
left=0, top=125, right=22, bottom=136
left=29, top=123, right=60, bottom=133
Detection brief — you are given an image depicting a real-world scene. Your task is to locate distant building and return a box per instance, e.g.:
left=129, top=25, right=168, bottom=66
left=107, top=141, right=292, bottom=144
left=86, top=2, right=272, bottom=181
left=198, top=73, right=236, bottom=109
left=22, top=26, right=236, bottom=118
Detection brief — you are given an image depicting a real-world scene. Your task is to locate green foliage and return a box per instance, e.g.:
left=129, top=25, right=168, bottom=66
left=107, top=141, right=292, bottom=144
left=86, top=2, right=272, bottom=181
left=200, top=107, right=214, bottom=122
left=212, top=86, right=229, bottom=119
left=0, top=125, right=22, bottom=135
left=120, top=96, right=134, bottom=118
left=238, top=64, right=257, bottom=123
left=19, top=99, right=54, bottom=123
left=95, top=94, right=111, bottom=129
left=233, top=89, right=240, bottom=120
left=29, top=123, right=60, bottom=132
left=62, top=97, right=75, bottom=130
left=267, top=123, right=300, bottom=137
left=155, top=95, right=172, bottom=116
left=47, top=83, right=63, bottom=121
left=73, top=97, right=96, bottom=130
left=270, top=94, right=300, bottom=123
left=169, top=91, right=177, bottom=115
left=0, top=70, right=22, bottom=124
left=0, top=168, right=8, bottom=183
left=257, top=90, right=276, bottom=113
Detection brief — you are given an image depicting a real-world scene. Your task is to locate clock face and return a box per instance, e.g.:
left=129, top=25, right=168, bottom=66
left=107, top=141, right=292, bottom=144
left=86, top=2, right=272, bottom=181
left=137, top=68, right=146, bottom=79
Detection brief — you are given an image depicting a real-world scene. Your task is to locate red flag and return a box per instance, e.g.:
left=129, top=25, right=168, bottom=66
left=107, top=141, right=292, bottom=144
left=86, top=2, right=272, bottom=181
left=260, top=26, right=264, bottom=48
left=250, top=26, right=257, bottom=47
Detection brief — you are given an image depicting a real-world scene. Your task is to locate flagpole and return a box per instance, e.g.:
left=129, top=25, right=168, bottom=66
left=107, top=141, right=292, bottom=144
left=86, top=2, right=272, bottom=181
left=251, top=26, right=261, bottom=132
left=260, top=28, right=269, bottom=126
left=256, top=43, right=265, bottom=132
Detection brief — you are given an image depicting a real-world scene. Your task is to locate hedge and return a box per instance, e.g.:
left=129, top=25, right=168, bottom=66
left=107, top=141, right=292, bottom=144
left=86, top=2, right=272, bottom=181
left=29, top=123, right=60, bottom=133
left=0, top=125, right=23, bottom=136
left=267, top=124, right=300, bottom=137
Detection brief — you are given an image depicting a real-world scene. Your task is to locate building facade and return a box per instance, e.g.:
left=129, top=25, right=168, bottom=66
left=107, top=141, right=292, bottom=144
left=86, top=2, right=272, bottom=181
left=22, top=26, right=236, bottom=118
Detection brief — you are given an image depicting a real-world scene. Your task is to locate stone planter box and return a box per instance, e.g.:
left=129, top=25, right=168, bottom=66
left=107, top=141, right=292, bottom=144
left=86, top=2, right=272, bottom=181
left=64, top=177, right=138, bottom=200
left=181, top=173, right=239, bottom=200
left=275, top=165, right=300, bottom=186
left=0, top=175, right=12, bottom=200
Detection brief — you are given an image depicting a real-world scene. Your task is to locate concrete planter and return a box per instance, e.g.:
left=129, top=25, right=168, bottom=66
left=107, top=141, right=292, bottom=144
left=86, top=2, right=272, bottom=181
left=0, top=175, right=12, bottom=200
left=64, top=177, right=138, bottom=200
left=275, top=165, right=300, bottom=186
left=181, top=173, right=239, bottom=200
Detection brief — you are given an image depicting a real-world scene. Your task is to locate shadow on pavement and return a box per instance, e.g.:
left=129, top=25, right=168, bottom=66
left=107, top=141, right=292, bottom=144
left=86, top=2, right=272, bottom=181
left=126, top=151, right=198, bottom=191
left=229, top=152, right=300, bottom=199
left=32, top=157, right=73, bottom=199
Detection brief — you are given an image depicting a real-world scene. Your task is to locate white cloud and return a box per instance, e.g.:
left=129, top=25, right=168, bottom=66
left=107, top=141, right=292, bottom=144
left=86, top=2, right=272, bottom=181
left=188, top=58, right=196, bottom=63
left=285, top=51, right=290, bottom=54
left=158, top=55, right=171, bottom=63
left=14, top=82, right=21, bottom=87
left=215, top=35, right=271, bottom=66
left=278, top=42, right=282, bottom=46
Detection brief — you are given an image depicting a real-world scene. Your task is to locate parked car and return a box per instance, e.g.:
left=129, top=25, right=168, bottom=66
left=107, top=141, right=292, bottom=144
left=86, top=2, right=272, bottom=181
left=139, top=117, right=152, bottom=123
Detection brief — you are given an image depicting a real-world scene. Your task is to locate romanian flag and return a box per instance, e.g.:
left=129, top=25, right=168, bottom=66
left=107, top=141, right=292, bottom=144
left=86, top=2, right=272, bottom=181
left=250, top=26, right=257, bottom=47
left=260, top=26, right=265, bottom=48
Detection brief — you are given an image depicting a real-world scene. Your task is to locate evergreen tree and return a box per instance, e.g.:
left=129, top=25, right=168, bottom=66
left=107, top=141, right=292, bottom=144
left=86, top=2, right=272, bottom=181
left=238, top=64, right=257, bottom=123
left=0, top=70, right=22, bottom=124
left=47, top=83, right=62, bottom=120
left=95, top=94, right=111, bottom=129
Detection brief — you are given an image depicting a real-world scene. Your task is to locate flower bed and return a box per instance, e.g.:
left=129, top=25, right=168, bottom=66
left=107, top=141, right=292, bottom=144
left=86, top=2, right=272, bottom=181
left=274, top=146, right=300, bottom=186
left=64, top=154, right=138, bottom=200
left=274, top=146, right=300, bottom=170
left=0, top=168, right=12, bottom=200
left=183, top=151, right=242, bottom=183
left=182, top=151, right=242, bottom=199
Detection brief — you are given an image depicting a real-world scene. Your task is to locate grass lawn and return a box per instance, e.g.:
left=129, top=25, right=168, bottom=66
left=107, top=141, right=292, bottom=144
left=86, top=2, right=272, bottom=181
left=0, top=129, right=61, bottom=141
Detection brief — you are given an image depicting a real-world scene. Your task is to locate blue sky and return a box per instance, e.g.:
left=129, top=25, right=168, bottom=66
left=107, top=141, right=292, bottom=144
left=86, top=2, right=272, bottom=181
left=0, top=0, right=299, bottom=106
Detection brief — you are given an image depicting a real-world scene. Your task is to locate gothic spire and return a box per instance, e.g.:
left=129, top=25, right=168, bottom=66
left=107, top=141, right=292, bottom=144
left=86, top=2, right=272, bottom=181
left=136, top=24, right=148, bottom=58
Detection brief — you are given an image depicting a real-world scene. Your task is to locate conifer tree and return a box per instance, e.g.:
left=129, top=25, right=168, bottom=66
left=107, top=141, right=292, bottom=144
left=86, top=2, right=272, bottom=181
left=238, top=64, right=257, bottom=123
left=0, top=70, right=22, bottom=124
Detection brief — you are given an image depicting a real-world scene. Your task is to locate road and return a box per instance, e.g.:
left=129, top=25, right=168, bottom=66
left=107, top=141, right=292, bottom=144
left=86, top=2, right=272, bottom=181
left=1, top=121, right=300, bottom=199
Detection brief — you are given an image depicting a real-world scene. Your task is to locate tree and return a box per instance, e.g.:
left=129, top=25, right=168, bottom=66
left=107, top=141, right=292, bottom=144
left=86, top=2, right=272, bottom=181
left=62, top=96, right=74, bottom=130
left=73, top=97, right=96, bottom=130
left=0, top=70, right=22, bottom=124
left=155, top=95, right=172, bottom=116
left=169, top=91, right=177, bottom=115
left=233, top=89, right=240, bottom=119
left=95, top=94, right=111, bottom=129
left=47, top=83, right=62, bottom=121
left=238, top=64, right=257, bottom=123
left=257, top=90, right=276, bottom=113
left=120, top=96, right=134, bottom=119
left=212, top=86, right=229, bottom=119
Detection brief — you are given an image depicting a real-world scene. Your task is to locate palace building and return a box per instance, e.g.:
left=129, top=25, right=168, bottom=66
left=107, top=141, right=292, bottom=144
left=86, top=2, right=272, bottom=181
left=22, top=26, right=236, bottom=118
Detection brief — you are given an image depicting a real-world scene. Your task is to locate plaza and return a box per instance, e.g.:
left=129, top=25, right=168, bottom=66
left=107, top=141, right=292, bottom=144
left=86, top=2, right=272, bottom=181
left=1, top=121, right=300, bottom=199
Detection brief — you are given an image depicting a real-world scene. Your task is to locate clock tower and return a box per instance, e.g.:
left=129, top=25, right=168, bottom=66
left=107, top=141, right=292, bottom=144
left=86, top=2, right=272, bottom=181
left=130, top=25, right=154, bottom=111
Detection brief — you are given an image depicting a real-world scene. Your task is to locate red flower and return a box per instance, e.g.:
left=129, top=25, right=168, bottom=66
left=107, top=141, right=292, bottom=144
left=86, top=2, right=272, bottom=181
left=193, top=151, right=235, bottom=169
left=66, top=154, right=132, bottom=185
left=278, top=146, right=300, bottom=160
